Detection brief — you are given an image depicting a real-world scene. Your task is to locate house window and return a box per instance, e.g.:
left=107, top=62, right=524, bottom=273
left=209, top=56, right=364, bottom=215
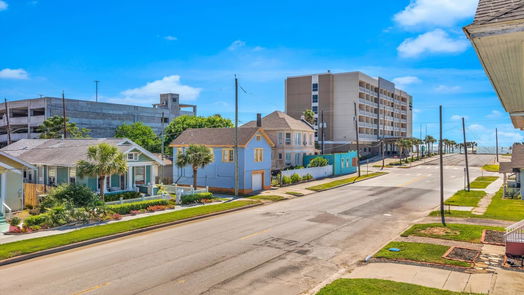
left=69, top=168, right=76, bottom=184
left=127, top=152, right=139, bottom=161
left=341, top=159, right=345, bottom=168
left=295, top=133, right=301, bottom=145
left=285, top=152, right=291, bottom=164
left=278, top=132, right=283, bottom=145
left=278, top=153, right=283, bottom=160
left=312, top=106, right=318, bottom=113
left=312, top=83, right=318, bottom=92
left=176, top=147, right=186, bottom=155
left=256, top=135, right=261, bottom=141
left=254, top=148, right=263, bottom=162
left=222, top=148, right=234, bottom=162
left=312, top=94, right=318, bottom=103
left=310, top=134, right=313, bottom=145
left=295, top=153, right=300, bottom=166
left=134, top=166, right=145, bottom=185
left=303, top=133, right=307, bottom=145
left=285, top=133, right=291, bottom=145
left=48, top=167, right=56, bottom=186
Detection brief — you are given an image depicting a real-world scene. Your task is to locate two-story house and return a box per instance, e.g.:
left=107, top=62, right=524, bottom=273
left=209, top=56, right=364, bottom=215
left=242, top=111, right=316, bottom=171
left=170, top=127, right=274, bottom=194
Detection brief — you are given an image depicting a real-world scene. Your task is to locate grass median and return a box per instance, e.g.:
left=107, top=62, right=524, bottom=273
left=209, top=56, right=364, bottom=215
left=482, top=164, right=499, bottom=172
left=375, top=241, right=471, bottom=267
left=306, top=172, right=387, bottom=192
left=470, top=176, right=498, bottom=189
left=317, top=278, right=479, bottom=295
left=401, top=223, right=504, bottom=243
left=444, top=190, right=486, bottom=207
left=247, top=195, right=286, bottom=202
left=0, top=200, right=259, bottom=261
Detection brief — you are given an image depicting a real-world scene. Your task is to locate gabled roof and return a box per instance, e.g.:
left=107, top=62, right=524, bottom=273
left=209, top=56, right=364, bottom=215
left=474, top=0, right=524, bottom=25
left=241, top=111, right=314, bottom=132
left=170, top=127, right=274, bottom=148
left=0, top=138, right=163, bottom=167
left=510, top=143, right=524, bottom=168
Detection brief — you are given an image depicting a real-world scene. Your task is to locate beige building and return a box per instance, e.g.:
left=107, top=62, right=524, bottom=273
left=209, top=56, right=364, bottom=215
left=285, top=71, right=413, bottom=155
left=242, top=111, right=316, bottom=170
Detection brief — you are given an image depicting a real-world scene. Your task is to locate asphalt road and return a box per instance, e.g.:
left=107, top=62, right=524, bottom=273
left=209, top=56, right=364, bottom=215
left=0, top=156, right=494, bottom=295
left=423, top=153, right=497, bottom=167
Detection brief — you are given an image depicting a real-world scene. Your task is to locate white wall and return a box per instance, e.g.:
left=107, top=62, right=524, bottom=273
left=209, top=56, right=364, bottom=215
left=281, top=165, right=333, bottom=179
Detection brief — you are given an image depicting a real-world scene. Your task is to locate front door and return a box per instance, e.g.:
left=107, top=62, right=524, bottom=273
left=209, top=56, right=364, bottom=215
left=252, top=173, right=262, bottom=191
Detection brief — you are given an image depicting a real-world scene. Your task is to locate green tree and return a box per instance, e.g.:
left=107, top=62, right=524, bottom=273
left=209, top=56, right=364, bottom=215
left=76, top=143, right=128, bottom=201
left=175, top=144, right=214, bottom=189
left=424, top=135, right=436, bottom=156
left=38, top=116, right=90, bottom=139
left=303, top=109, right=315, bottom=125
left=307, top=157, right=329, bottom=167
left=115, top=122, right=161, bottom=153
left=164, top=115, right=233, bottom=154
left=412, top=138, right=423, bottom=159
left=396, top=138, right=412, bottom=164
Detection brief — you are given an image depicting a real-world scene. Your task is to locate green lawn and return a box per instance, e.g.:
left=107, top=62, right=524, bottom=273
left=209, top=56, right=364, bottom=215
left=306, top=172, right=387, bottom=191
left=374, top=241, right=471, bottom=267
left=429, top=210, right=476, bottom=218
left=247, top=195, right=286, bottom=202
left=469, top=176, right=498, bottom=189
left=444, top=190, right=486, bottom=207
left=285, top=191, right=305, bottom=197
left=482, top=164, right=499, bottom=172
left=401, top=223, right=504, bottom=243
left=0, top=200, right=259, bottom=261
left=317, top=279, right=479, bottom=295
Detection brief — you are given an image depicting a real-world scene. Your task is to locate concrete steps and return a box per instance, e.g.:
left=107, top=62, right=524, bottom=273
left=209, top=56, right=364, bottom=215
left=0, top=214, right=8, bottom=233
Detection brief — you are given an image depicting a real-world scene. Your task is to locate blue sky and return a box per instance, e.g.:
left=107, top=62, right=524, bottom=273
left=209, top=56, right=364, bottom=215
left=0, top=0, right=520, bottom=148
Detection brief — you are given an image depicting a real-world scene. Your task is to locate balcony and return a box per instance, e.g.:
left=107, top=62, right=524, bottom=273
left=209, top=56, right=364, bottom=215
left=358, top=133, right=378, bottom=141
left=359, top=98, right=378, bottom=108
left=359, top=110, right=377, bottom=118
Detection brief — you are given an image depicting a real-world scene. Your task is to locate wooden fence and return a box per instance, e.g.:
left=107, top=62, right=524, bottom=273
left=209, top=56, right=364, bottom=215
left=24, top=183, right=51, bottom=208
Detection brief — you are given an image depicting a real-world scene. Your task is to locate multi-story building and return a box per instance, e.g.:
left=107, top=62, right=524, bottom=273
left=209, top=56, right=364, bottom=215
left=242, top=111, right=316, bottom=170
left=0, top=93, right=197, bottom=146
left=285, top=71, right=413, bottom=156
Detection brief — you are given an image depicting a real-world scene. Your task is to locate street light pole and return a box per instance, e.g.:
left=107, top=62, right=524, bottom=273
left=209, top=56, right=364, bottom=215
left=439, top=105, right=446, bottom=226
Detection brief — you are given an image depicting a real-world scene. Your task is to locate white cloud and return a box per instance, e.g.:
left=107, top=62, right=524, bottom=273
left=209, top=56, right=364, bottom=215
left=392, top=76, right=421, bottom=88
left=394, top=0, right=478, bottom=29
left=486, top=110, right=502, bottom=119
left=164, top=35, right=177, bottom=41
left=468, top=123, right=485, bottom=131
left=120, top=75, right=201, bottom=104
left=450, top=115, right=467, bottom=121
left=228, top=40, right=246, bottom=51
left=434, top=84, right=462, bottom=93
left=398, top=29, right=469, bottom=58
left=0, top=1, right=7, bottom=11
left=0, top=68, right=29, bottom=79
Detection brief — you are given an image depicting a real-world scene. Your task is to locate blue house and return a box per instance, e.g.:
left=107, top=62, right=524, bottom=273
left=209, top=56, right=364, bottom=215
left=303, top=151, right=358, bottom=176
left=170, top=127, right=274, bottom=194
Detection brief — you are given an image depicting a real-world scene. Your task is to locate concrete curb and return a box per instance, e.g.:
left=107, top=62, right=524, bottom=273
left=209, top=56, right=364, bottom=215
left=306, top=172, right=388, bottom=193
left=0, top=202, right=263, bottom=267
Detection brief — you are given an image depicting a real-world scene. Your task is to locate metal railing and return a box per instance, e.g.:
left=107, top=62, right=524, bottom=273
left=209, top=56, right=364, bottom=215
left=505, top=220, right=524, bottom=243
left=2, top=202, right=12, bottom=219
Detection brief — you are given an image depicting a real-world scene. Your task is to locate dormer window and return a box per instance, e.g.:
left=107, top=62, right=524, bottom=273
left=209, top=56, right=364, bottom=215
left=127, top=152, right=139, bottom=161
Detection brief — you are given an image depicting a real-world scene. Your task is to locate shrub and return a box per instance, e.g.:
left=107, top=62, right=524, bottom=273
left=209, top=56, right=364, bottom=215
left=44, top=183, right=100, bottom=209
left=24, top=214, right=50, bottom=227
left=291, top=173, right=301, bottom=183
left=303, top=174, right=313, bottom=181
left=146, top=205, right=167, bottom=212
left=281, top=176, right=292, bottom=185
left=104, top=191, right=141, bottom=202
left=112, top=213, right=122, bottom=220
left=308, top=157, right=329, bottom=167
left=181, top=192, right=215, bottom=205
left=130, top=210, right=140, bottom=215
left=107, top=199, right=170, bottom=215
left=29, top=225, right=41, bottom=231
left=9, top=217, right=21, bottom=226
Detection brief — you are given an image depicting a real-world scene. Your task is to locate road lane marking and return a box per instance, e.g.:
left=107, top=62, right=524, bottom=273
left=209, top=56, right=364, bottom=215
left=398, top=175, right=428, bottom=187
left=239, top=229, right=270, bottom=240
left=72, top=282, right=110, bottom=295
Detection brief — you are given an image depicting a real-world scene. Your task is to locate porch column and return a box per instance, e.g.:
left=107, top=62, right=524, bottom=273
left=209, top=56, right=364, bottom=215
left=151, top=165, right=156, bottom=186
left=127, top=168, right=133, bottom=190
left=1, top=173, right=6, bottom=213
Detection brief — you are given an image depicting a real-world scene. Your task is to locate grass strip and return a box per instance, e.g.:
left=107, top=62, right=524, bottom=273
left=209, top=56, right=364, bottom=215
left=285, top=191, right=305, bottom=197
left=247, top=195, right=286, bottom=202
left=306, top=172, right=387, bottom=191
left=482, top=165, right=499, bottom=172
left=401, top=223, right=504, bottom=243
left=374, top=241, right=471, bottom=267
left=0, top=200, right=258, bottom=260
left=316, top=278, right=479, bottom=295
left=444, top=190, right=486, bottom=207
left=469, top=176, right=498, bottom=189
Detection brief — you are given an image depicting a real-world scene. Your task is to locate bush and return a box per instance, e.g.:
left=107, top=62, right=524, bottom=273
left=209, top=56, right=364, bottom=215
left=24, top=214, right=50, bottom=227
left=9, top=217, right=21, bottom=226
left=43, top=183, right=100, bottom=209
left=303, top=173, right=313, bottom=181
left=104, top=191, right=141, bottom=202
left=107, top=199, right=170, bottom=215
left=281, top=176, right=292, bottom=185
left=291, top=173, right=301, bottom=183
left=181, top=192, right=215, bottom=205
left=308, top=157, right=329, bottom=167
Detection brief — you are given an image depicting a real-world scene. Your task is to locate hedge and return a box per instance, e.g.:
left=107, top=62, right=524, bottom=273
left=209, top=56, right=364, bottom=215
left=104, top=191, right=141, bottom=202
left=24, top=213, right=50, bottom=227
left=181, top=192, right=215, bottom=204
left=107, top=199, right=170, bottom=214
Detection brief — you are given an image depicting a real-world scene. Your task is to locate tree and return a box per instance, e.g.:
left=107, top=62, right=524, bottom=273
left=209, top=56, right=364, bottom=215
left=175, top=144, right=214, bottom=189
left=412, top=138, right=423, bottom=159
left=307, top=157, right=329, bottom=167
left=163, top=115, right=233, bottom=154
left=76, top=143, right=128, bottom=201
left=396, top=138, right=412, bottom=164
left=424, top=135, right=436, bottom=156
left=38, top=116, right=90, bottom=139
left=303, top=109, right=315, bottom=125
left=115, top=122, right=161, bottom=153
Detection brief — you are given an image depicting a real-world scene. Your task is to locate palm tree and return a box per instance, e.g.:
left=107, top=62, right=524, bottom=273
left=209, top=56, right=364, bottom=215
left=412, top=138, right=423, bottom=159
left=424, top=135, right=436, bottom=156
left=303, top=109, right=315, bottom=125
left=175, top=144, right=214, bottom=189
left=77, top=143, right=128, bottom=201
left=396, top=138, right=412, bottom=164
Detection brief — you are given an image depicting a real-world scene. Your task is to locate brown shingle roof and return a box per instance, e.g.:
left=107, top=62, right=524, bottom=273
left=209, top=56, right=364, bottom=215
left=170, top=127, right=274, bottom=147
left=0, top=138, right=162, bottom=167
left=499, top=161, right=514, bottom=173
left=474, top=0, right=524, bottom=25
left=510, top=143, right=524, bottom=167
left=241, top=111, right=314, bottom=132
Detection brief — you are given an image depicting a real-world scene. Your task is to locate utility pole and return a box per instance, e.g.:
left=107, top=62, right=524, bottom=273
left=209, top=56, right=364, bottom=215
left=234, top=76, right=239, bottom=197
left=462, top=117, right=470, bottom=192
left=94, top=80, right=100, bottom=102
left=160, top=112, right=165, bottom=184
left=495, top=128, right=499, bottom=163
left=354, top=102, right=361, bottom=177
left=62, top=91, right=67, bottom=139
left=4, top=98, right=11, bottom=145
left=320, top=110, right=325, bottom=155
left=439, top=105, right=446, bottom=226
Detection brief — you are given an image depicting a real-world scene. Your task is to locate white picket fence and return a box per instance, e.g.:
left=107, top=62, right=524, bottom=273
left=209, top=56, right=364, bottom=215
left=281, top=165, right=333, bottom=179
left=164, top=185, right=209, bottom=204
